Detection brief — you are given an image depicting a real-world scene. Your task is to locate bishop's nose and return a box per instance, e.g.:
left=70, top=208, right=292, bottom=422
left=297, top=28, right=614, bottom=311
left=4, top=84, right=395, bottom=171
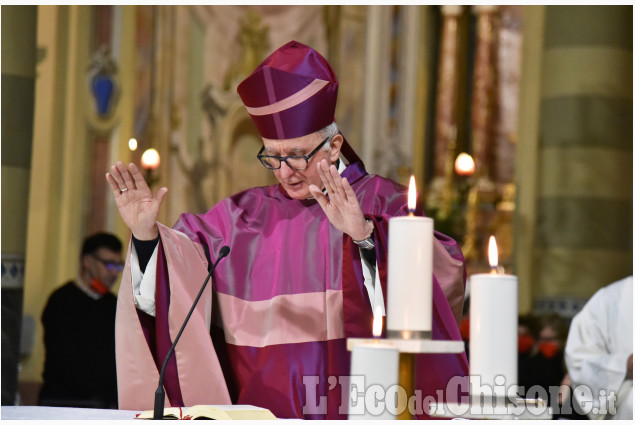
left=279, top=160, right=296, bottom=178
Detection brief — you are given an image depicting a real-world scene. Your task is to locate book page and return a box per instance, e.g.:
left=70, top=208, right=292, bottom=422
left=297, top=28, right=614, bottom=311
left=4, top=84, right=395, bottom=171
left=186, top=405, right=276, bottom=420
left=136, top=405, right=276, bottom=420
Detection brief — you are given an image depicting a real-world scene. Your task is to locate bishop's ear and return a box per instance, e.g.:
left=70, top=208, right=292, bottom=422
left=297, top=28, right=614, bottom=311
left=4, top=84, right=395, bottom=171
left=329, top=134, right=344, bottom=163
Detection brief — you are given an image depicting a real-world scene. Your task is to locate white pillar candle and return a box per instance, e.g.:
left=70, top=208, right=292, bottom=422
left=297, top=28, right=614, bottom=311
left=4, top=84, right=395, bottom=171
left=386, top=216, right=434, bottom=336
left=348, top=311, right=400, bottom=419
left=348, top=343, right=400, bottom=420
left=387, top=175, right=434, bottom=338
left=469, top=237, right=518, bottom=392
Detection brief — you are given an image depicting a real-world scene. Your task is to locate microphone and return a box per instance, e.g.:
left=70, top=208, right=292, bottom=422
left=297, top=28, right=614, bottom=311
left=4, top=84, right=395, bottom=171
left=153, top=245, right=230, bottom=419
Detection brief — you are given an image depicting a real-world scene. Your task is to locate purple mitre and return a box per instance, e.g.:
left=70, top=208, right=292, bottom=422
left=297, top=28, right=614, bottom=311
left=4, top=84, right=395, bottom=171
left=236, top=40, right=338, bottom=140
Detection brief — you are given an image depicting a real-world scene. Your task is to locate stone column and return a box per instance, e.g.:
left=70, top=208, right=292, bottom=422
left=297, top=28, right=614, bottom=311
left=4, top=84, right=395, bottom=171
left=517, top=5, right=632, bottom=316
left=433, top=5, right=463, bottom=180
left=426, top=5, right=464, bottom=218
left=1, top=5, right=37, bottom=405
left=362, top=5, right=392, bottom=175
left=448, top=6, right=500, bottom=262
left=495, top=6, right=523, bottom=185
left=470, top=5, right=498, bottom=181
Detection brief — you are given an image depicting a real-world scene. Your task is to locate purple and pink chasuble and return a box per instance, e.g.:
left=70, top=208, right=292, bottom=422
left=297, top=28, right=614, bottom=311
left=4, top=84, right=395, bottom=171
left=115, top=161, right=469, bottom=419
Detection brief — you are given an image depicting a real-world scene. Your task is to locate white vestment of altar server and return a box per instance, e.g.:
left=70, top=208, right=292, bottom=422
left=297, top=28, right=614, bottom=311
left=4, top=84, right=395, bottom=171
left=565, top=275, right=633, bottom=420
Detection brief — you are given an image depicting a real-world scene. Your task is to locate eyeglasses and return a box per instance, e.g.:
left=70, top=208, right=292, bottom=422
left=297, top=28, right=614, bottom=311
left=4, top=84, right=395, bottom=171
left=257, top=136, right=331, bottom=171
left=92, top=255, right=124, bottom=272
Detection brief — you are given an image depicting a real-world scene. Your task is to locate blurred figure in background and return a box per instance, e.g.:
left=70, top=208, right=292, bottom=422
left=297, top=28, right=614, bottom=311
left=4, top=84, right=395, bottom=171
left=518, top=312, right=587, bottom=419
left=517, top=313, right=537, bottom=390
left=38, top=232, right=123, bottom=409
left=531, top=313, right=569, bottom=393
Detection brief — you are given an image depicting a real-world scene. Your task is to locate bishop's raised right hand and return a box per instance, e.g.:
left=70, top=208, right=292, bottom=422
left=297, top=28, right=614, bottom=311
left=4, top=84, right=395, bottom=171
left=105, top=161, right=168, bottom=240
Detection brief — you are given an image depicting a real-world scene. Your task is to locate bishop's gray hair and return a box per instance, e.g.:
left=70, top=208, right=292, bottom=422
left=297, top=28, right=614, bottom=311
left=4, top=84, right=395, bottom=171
left=317, top=122, right=339, bottom=151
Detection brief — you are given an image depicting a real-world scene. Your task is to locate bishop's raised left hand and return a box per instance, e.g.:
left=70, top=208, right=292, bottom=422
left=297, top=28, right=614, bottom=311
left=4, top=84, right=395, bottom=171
left=308, top=159, right=373, bottom=242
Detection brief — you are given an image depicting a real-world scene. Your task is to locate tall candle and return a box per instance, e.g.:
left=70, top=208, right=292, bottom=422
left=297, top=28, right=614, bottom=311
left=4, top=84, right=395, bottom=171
left=348, top=313, right=399, bottom=419
left=387, top=176, right=433, bottom=338
left=469, top=236, right=518, bottom=391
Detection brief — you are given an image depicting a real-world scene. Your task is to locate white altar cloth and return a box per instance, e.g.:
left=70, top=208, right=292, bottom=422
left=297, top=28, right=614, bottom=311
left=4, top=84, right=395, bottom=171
left=1, top=405, right=140, bottom=421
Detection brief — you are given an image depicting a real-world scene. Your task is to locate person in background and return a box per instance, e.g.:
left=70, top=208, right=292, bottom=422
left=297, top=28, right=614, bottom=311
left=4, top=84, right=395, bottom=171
left=531, top=313, right=569, bottom=393
left=38, top=232, right=123, bottom=409
left=517, top=312, right=589, bottom=420
left=517, top=313, right=537, bottom=391
left=565, top=276, right=633, bottom=420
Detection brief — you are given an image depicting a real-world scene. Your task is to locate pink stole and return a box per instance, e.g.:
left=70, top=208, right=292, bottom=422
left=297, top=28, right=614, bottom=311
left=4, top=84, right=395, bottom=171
left=115, top=223, right=231, bottom=411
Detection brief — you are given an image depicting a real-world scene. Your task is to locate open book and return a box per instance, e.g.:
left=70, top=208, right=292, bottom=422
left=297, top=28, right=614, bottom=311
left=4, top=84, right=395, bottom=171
left=136, top=405, right=277, bottom=420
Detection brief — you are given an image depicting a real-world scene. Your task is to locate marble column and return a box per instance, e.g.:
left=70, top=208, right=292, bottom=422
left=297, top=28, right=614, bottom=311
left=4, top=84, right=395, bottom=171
left=426, top=5, right=464, bottom=219
left=495, top=6, right=523, bottom=185
left=1, top=5, right=37, bottom=405
left=433, top=5, right=463, bottom=180
left=470, top=5, right=498, bottom=181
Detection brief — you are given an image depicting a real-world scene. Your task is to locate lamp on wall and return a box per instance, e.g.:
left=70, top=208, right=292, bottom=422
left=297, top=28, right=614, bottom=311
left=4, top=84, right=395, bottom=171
left=128, top=137, right=138, bottom=151
left=140, top=148, right=160, bottom=187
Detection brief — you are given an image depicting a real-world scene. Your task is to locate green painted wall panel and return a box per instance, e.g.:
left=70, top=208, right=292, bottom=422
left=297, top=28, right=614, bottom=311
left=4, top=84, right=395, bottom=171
left=1, top=75, right=34, bottom=167
left=534, top=247, right=632, bottom=299
left=545, top=5, right=633, bottom=49
left=540, top=96, right=633, bottom=150
left=539, top=147, right=632, bottom=200
left=1, top=5, right=37, bottom=77
left=536, top=198, right=632, bottom=250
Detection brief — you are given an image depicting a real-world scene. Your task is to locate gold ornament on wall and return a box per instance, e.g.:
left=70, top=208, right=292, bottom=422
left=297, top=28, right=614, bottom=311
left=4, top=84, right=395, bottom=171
left=223, top=9, right=270, bottom=91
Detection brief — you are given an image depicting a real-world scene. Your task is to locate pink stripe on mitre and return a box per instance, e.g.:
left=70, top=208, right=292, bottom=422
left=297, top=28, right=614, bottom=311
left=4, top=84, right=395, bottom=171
left=245, top=79, right=329, bottom=117
left=217, top=290, right=345, bottom=347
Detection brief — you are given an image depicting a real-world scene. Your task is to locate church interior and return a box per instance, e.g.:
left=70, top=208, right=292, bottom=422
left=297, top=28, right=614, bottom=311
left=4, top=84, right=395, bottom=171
left=1, top=4, right=632, bottom=412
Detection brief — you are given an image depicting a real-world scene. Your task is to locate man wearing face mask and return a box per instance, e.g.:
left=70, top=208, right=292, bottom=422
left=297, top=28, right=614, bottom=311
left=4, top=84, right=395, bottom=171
left=517, top=314, right=537, bottom=391
left=523, top=313, right=590, bottom=419
left=107, top=41, right=468, bottom=419
left=530, top=314, right=568, bottom=392
left=39, top=232, right=123, bottom=409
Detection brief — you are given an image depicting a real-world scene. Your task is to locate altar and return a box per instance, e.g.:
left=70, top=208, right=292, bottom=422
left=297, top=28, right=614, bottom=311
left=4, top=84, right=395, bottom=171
left=1, top=405, right=140, bottom=421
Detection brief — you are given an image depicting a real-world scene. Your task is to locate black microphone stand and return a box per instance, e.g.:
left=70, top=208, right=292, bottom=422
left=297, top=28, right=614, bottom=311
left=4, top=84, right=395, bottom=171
left=153, top=246, right=230, bottom=419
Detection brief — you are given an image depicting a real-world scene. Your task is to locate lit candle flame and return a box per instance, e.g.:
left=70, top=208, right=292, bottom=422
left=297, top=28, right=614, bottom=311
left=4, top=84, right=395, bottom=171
left=454, top=152, right=475, bottom=176
left=488, top=235, right=498, bottom=274
left=141, top=148, right=161, bottom=170
left=372, top=311, right=383, bottom=338
left=408, top=175, right=417, bottom=216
